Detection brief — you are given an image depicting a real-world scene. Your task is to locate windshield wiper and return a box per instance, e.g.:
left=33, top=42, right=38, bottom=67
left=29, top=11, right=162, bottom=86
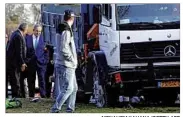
left=123, top=22, right=163, bottom=28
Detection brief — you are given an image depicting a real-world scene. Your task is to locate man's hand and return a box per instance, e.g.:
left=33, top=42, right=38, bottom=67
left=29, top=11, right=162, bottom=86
left=21, top=64, right=27, bottom=72
left=50, top=60, right=54, bottom=65
left=44, top=47, right=48, bottom=52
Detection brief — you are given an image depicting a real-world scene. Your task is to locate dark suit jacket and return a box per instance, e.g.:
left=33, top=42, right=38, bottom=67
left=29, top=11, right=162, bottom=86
left=6, top=30, right=26, bottom=69
left=25, top=34, right=49, bottom=68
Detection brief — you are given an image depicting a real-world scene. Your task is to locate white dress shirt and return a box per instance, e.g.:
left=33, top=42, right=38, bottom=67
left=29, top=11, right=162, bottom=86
left=32, top=34, right=39, bottom=49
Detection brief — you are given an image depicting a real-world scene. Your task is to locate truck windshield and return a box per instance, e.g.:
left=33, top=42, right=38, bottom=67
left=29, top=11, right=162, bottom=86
left=116, top=4, right=180, bottom=30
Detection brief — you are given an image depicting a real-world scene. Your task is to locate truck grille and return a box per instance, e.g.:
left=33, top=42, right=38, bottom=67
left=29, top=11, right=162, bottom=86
left=120, top=41, right=180, bottom=63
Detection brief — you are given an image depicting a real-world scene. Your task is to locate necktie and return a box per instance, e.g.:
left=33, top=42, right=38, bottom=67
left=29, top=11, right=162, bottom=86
left=35, top=38, right=38, bottom=49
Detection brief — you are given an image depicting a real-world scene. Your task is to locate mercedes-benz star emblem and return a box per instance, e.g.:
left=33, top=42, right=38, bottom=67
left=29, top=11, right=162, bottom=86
left=164, top=45, right=176, bottom=56
left=167, top=34, right=171, bottom=38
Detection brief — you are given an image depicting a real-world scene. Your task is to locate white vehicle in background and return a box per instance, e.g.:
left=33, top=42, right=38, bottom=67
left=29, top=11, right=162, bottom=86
left=82, top=4, right=180, bottom=107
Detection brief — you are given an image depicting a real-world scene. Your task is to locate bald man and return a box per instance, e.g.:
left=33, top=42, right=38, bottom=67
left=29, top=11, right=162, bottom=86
left=25, top=24, right=49, bottom=98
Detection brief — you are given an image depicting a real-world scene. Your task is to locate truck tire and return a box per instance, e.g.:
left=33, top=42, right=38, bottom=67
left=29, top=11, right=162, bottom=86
left=86, top=51, right=108, bottom=107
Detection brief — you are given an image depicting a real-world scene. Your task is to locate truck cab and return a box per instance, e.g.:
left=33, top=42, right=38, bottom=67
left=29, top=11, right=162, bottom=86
left=99, top=4, right=180, bottom=69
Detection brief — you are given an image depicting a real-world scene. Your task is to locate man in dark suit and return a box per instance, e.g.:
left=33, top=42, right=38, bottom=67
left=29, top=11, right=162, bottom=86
left=6, top=23, right=28, bottom=98
left=25, top=24, right=49, bottom=98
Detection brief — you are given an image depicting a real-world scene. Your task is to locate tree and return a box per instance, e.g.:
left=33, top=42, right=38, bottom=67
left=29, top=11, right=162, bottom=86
left=5, top=4, right=32, bottom=36
left=5, top=4, right=16, bottom=23
left=15, top=4, right=30, bottom=23
left=30, top=4, right=41, bottom=24
left=5, top=4, right=30, bottom=24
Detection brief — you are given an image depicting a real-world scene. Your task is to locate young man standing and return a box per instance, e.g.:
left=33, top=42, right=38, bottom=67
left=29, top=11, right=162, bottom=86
left=51, top=10, right=78, bottom=113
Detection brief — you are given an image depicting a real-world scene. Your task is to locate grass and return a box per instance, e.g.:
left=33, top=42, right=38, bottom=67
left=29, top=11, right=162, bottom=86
left=6, top=98, right=180, bottom=113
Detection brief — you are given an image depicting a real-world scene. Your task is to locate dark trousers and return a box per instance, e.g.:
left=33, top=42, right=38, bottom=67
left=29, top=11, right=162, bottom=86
left=6, top=64, right=21, bottom=98
left=6, top=70, right=10, bottom=98
left=19, top=70, right=28, bottom=98
left=45, top=63, right=54, bottom=98
left=27, top=62, right=47, bottom=98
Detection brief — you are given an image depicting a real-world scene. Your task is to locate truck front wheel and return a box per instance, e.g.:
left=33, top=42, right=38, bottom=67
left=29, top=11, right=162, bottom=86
left=92, top=61, right=106, bottom=107
left=85, top=52, right=108, bottom=107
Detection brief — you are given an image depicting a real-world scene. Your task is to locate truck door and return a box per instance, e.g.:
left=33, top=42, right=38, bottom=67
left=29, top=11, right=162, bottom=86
left=99, top=4, right=112, bottom=62
left=99, top=4, right=120, bottom=67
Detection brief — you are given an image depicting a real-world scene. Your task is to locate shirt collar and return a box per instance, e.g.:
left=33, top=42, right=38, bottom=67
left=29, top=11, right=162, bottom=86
left=33, top=34, right=39, bottom=39
left=18, top=29, right=24, bottom=37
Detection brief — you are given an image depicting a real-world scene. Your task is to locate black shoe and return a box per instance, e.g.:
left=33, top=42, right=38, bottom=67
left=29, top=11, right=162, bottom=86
left=66, top=108, right=74, bottom=113
left=41, top=95, right=47, bottom=98
left=50, top=110, right=59, bottom=113
left=50, top=109, right=60, bottom=113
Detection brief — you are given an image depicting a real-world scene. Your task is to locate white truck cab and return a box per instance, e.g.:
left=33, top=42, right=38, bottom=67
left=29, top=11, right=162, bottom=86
left=94, top=4, right=180, bottom=107
left=99, top=4, right=180, bottom=69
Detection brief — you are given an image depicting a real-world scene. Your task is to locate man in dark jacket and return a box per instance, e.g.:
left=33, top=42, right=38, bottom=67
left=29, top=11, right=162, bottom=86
left=6, top=23, right=28, bottom=98
left=25, top=24, right=49, bottom=98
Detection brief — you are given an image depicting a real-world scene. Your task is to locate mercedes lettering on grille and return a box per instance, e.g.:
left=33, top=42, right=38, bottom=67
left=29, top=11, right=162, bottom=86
left=164, top=45, right=176, bottom=56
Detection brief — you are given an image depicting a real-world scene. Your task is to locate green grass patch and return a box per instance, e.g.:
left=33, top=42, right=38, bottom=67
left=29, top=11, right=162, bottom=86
left=6, top=98, right=180, bottom=113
